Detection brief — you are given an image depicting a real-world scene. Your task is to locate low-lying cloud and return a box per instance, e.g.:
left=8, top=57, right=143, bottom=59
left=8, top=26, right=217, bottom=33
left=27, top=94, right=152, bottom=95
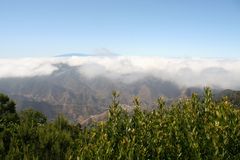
left=0, top=56, right=240, bottom=89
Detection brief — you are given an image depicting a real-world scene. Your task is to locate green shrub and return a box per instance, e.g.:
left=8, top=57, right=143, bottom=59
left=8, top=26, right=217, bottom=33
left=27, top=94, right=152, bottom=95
left=1, top=88, right=240, bottom=159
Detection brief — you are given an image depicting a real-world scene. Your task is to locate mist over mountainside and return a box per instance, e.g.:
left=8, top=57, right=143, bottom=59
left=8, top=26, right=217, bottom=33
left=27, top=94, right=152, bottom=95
left=0, top=64, right=181, bottom=121
left=0, top=56, right=239, bottom=121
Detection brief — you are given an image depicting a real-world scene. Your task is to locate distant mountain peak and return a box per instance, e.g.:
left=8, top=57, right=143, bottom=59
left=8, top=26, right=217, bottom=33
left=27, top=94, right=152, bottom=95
left=55, top=53, right=92, bottom=57
left=56, top=50, right=118, bottom=57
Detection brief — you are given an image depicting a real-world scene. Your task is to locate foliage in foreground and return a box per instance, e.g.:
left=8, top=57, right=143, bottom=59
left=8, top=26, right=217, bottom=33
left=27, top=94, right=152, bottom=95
left=1, top=88, right=240, bottom=159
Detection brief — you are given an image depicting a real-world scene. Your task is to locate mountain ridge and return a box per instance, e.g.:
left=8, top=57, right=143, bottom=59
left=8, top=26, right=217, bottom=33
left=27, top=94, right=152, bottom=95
left=0, top=63, right=239, bottom=122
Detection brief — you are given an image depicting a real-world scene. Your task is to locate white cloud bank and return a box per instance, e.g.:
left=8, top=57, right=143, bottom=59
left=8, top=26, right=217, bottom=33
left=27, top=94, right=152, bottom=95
left=0, top=56, right=240, bottom=89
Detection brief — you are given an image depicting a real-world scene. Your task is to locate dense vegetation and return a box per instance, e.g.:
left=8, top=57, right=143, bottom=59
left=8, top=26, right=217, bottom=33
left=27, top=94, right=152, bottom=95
left=1, top=88, right=240, bottom=159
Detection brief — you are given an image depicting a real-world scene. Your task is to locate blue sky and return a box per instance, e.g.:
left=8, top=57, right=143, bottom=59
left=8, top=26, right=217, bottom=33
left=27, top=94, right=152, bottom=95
left=0, top=0, right=240, bottom=58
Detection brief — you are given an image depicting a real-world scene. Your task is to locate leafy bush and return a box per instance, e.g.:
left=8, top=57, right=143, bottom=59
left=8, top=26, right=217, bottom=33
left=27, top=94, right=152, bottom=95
left=1, top=88, right=240, bottom=159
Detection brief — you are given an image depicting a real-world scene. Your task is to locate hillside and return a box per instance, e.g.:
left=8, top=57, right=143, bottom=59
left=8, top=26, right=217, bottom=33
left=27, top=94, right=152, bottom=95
left=0, top=64, right=182, bottom=121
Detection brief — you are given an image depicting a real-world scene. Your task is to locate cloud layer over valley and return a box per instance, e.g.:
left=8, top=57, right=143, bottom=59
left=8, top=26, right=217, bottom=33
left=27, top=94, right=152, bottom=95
left=0, top=56, right=240, bottom=89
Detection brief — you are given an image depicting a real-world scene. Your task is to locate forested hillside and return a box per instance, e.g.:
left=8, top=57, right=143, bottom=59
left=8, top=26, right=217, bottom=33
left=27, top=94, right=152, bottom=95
left=1, top=88, right=240, bottom=159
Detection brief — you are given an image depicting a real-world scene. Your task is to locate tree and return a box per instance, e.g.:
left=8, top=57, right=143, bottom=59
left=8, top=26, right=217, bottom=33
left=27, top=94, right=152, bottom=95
left=0, top=93, right=19, bottom=158
left=19, top=109, right=47, bottom=127
left=0, top=93, right=19, bottom=129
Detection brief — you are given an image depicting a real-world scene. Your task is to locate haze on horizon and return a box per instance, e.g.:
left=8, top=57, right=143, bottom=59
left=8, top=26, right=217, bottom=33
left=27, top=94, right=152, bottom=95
left=0, top=0, right=240, bottom=58
left=0, top=56, right=240, bottom=90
